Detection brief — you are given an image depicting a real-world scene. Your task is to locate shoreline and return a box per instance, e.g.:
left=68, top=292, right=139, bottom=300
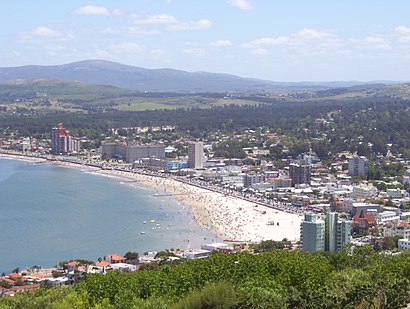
left=0, top=152, right=302, bottom=242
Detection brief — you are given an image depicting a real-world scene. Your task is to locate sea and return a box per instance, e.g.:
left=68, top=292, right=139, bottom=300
left=0, top=158, right=218, bottom=273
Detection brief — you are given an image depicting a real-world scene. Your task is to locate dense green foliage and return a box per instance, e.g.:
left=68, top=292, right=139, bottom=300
left=2, top=248, right=410, bottom=308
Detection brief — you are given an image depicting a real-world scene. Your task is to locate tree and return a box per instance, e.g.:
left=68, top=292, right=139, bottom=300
left=173, top=282, right=237, bottom=309
left=125, top=251, right=139, bottom=260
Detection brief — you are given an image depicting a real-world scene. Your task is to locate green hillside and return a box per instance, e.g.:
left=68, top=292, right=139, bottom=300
left=1, top=248, right=409, bottom=308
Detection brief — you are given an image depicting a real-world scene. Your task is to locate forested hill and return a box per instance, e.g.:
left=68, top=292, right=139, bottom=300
left=0, top=79, right=134, bottom=97
left=0, top=60, right=277, bottom=93
left=0, top=60, right=397, bottom=93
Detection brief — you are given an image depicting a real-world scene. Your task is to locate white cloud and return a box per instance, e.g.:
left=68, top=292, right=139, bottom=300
left=150, top=49, right=172, bottom=63
left=168, top=19, right=212, bottom=31
left=241, top=37, right=289, bottom=48
left=18, top=26, right=74, bottom=45
left=111, top=42, right=144, bottom=54
left=251, top=48, right=270, bottom=56
left=227, top=0, right=253, bottom=10
left=394, top=26, right=410, bottom=35
left=128, top=27, right=160, bottom=36
left=392, top=26, right=410, bottom=45
left=150, top=49, right=168, bottom=56
left=209, top=40, right=233, bottom=47
left=183, top=48, right=209, bottom=57
left=295, top=28, right=333, bottom=40
left=101, top=27, right=118, bottom=35
left=112, top=9, right=124, bottom=16
left=135, top=14, right=177, bottom=25
left=241, top=28, right=340, bottom=57
left=134, top=14, right=211, bottom=31
left=363, top=36, right=391, bottom=50
left=74, top=5, right=110, bottom=16
left=30, top=26, right=62, bottom=37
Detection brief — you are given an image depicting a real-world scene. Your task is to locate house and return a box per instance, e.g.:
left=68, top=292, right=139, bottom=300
left=10, top=283, right=41, bottom=292
left=65, top=261, right=80, bottom=272
left=87, top=261, right=112, bottom=274
left=201, top=243, right=234, bottom=252
left=104, top=254, right=127, bottom=264
left=398, top=239, right=410, bottom=250
left=352, top=210, right=377, bottom=236
left=110, top=263, right=137, bottom=272
left=183, top=249, right=211, bottom=259
left=8, top=273, right=24, bottom=282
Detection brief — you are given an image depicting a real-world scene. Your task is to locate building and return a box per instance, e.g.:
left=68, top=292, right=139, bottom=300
left=301, top=212, right=351, bottom=252
left=101, top=142, right=165, bottom=163
left=188, top=142, right=204, bottom=169
left=351, top=184, right=377, bottom=200
left=352, top=210, right=377, bottom=236
left=398, top=239, right=410, bottom=250
left=244, top=172, right=265, bottom=188
left=348, top=156, right=369, bottom=178
left=183, top=249, right=211, bottom=259
left=351, top=203, right=380, bottom=216
left=300, top=213, right=325, bottom=252
left=104, top=254, right=127, bottom=264
left=289, top=163, right=311, bottom=186
left=166, top=160, right=189, bottom=171
left=51, top=123, right=81, bottom=154
left=325, top=212, right=351, bottom=252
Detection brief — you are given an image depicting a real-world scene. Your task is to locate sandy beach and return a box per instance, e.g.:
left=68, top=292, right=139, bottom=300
left=0, top=153, right=302, bottom=242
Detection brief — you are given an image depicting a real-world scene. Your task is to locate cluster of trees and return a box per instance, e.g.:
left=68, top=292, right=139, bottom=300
left=2, top=247, right=410, bottom=308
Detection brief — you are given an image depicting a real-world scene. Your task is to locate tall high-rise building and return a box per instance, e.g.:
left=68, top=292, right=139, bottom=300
left=301, top=212, right=351, bottom=252
left=188, top=142, right=204, bottom=169
left=289, top=163, right=311, bottom=186
left=348, top=156, right=369, bottom=178
left=300, top=213, right=325, bottom=252
left=51, top=123, right=81, bottom=154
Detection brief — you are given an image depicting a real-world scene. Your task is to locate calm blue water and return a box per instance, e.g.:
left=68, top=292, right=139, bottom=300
left=0, top=158, right=217, bottom=273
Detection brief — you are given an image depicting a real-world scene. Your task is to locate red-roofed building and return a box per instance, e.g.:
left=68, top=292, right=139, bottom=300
left=352, top=210, right=377, bottom=236
left=95, top=261, right=110, bottom=267
left=65, top=261, right=80, bottom=272
left=87, top=261, right=112, bottom=274
left=104, top=254, right=126, bottom=264
left=8, top=273, right=25, bottom=282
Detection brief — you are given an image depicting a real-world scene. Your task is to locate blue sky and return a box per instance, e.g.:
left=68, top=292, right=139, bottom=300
left=1, top=0, right=410, bottom=81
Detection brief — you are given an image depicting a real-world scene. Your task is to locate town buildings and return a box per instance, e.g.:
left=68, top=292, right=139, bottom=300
left=289, top=163, right=311, bottom=186
left=188, top=141, right=204, bottom=169
left=301, top=212, right=351, bottom=252
left=300, top=213, right=325, bottom=252
left=101, top=142, right=165, bottom=163
left=351, top=210, right=377, bottom=236
left=51, top=123, right=81, bottom=154
left=348, top=156, right=369, bottom=178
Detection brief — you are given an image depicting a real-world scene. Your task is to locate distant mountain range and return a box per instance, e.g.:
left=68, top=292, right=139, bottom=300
left=0, top=60, right=403, bottom=93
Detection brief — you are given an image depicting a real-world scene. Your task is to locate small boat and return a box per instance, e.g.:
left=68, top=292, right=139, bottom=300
left=140, top=231, right=146, bottom=234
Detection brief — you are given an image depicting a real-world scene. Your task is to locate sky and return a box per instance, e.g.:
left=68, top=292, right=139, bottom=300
left=1, top=0, right=410, bottom=82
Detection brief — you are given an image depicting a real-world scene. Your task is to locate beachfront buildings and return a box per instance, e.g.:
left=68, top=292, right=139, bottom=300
left=300, top=213, right=325, bottom=252
left=51, top=123, right=81, bottom=154
left=188, top=142, right=204, bottom=169
left=325, top=212, right=352, bottom=252
left=289, top=163, right=311, bottom=186
left=101, top=142, right=165, bottom=163
left=301, top=212, right=351, bottom=252
left=348, top=155, right=369, bottom=177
